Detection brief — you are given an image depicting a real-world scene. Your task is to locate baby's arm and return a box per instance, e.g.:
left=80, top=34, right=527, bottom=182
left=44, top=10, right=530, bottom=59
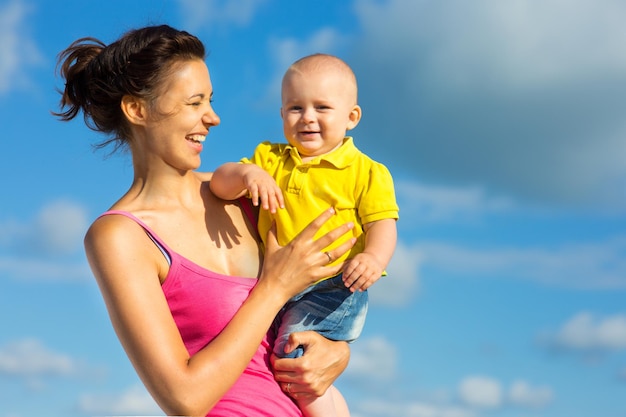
left=342, top=218, right=397, bottom=292
left=210, top=162, right=284, bottom=213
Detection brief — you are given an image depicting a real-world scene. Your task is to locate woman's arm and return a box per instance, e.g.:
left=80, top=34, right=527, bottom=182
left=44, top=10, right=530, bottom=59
left=85, top=209, right=355, bottom=416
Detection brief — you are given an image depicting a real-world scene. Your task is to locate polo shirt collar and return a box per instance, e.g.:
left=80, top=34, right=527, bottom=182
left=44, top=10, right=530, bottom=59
left=284, top=137, right=358, bottom=168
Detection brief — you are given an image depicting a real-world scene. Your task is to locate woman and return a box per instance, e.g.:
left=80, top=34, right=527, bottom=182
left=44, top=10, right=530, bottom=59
left=55, top=25, right=355, bottom=416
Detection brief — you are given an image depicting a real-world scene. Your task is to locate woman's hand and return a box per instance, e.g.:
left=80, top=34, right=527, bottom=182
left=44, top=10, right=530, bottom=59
left=271, top=331, right=350, bottom=400
left=259, top=208, right=356, bottom=300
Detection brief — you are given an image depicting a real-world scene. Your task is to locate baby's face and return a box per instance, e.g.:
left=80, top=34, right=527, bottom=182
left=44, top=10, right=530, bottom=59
left=280, top=68, right=360, bottom=160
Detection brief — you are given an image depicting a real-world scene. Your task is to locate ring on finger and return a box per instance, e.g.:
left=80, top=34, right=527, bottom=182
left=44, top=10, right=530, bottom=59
left=325, top=251, right=333, bottom=263
left=286, top=382, right=292, bottom=394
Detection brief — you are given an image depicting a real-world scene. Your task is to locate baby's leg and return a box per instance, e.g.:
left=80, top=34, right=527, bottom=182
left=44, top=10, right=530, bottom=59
left=298, top=388, right=339, bottom=417
left=275, top=276, right=364, bottom=416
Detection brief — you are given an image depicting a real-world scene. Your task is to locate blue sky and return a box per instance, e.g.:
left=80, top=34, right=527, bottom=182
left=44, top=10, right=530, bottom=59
left=1, top=0, right=625, bottom=416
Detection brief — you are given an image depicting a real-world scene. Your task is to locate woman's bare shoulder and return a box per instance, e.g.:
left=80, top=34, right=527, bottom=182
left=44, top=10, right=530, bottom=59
left=84, top=213, right=147, bottom=256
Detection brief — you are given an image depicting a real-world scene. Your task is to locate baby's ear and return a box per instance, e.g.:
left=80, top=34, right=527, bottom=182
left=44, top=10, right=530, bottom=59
left=347, top=104, right=362, bottom=130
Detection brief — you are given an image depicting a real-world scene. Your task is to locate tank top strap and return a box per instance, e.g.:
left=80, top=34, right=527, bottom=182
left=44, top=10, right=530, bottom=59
left=98, top=210, right=173, bottom=265
left=238, top=197, right=260, bottom=240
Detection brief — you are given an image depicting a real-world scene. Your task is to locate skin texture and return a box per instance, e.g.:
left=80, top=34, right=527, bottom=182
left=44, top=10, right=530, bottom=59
left=210, top=54, right=398, bottom=417
left=83, top=59, right=355, bottom=417
left=211, top=55, right=397, bottom=293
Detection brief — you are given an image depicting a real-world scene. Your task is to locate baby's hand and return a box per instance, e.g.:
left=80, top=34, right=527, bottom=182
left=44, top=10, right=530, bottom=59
left=243, top=166, right=284, bottom=213
left=342, top=252, right=384, bottom=292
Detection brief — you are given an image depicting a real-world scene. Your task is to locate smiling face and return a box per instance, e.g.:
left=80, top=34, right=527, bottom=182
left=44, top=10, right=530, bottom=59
left=140, top=59, right=220, bottom=171
left=280, top=55, right=361, bottom=161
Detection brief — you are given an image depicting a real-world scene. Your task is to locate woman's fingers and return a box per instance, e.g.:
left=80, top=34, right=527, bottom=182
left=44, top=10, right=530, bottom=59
left=261, top=208, right=356, bottom=295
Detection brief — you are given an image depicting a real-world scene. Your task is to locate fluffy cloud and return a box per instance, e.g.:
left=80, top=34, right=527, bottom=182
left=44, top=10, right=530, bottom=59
left=508, top=380, right=554, bottom=408
left=546, top=312, right=626, bottom=351
left=458, top=376, right=502, bottom=408
left=0, top=199, right=88, bottom=256
left=370, top=240, right=420, bottom=306
left=351, top=376, right=553, bottom=416
left=78, top=385, right=162, bottom=415
left=34, top=200, right=90, bottom=255
left=0, top=256, right=90, bottom=282
left=345, top=336, right=398, bottom=381
left=0, top=200, right=91, bottom=282
left=395, top=180, right=514, bottom=227
left=0, top=339, right=78, bottom=378
left=414, top=236, right=626, bottom=290
left=349, top=0, right=626, bottom=209
left=178, top=0, right=268, bottom=31
left=457, top=376, right=554, bottom=410
left=0, top=0, right=43, bottom=94
left=352, top=399, right=476, bottom=417
left=263, top=27, right=348, bottom=107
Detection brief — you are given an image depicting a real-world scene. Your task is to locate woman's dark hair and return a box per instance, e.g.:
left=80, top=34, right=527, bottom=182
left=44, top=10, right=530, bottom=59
left=54, top=25, right=206, bottom=152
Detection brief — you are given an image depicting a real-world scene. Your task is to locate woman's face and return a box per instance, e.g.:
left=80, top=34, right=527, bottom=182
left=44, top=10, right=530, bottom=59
left=142, top=59, right=220, bottom=172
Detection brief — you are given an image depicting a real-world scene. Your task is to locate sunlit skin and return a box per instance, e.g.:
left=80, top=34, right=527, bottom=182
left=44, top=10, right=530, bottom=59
left=280, top=64, right=361, bottom=162
left=84, top=58, right=355, bottom=416
left=209, top=55, right=397, bottom=417
left=124, top=59, right=220, bottom=176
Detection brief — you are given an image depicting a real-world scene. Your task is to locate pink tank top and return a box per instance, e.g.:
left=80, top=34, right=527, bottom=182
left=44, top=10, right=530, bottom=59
left=101, top=210, right=302, bottom=417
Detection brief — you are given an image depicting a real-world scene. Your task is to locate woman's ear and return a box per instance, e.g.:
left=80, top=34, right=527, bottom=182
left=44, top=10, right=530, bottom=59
left=120, top=95, right=148, bottom=126
left=347, top=104, right=362, bottom=130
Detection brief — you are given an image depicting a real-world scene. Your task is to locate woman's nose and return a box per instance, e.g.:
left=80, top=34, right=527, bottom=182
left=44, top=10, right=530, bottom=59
left=203, top=107, right=220, bottom=126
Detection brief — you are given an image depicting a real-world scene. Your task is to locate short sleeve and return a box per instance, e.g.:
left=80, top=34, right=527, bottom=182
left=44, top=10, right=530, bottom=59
left=358, top=161, right=399, bottom=225
left=240, top=141, right=283, bottom=170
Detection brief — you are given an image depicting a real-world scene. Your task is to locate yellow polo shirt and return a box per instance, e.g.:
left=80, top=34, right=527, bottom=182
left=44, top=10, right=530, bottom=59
left=242, top=137, right=399, bottom=273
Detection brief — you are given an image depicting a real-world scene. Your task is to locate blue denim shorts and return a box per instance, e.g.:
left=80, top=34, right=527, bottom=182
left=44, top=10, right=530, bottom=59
left=273, top=273, right=369, bottom=358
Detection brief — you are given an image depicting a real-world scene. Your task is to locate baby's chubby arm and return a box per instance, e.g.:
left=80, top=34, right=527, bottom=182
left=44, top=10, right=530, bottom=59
left=210, top=162, right=284, bottom=213
left=342, top=218, right=397, bottom=292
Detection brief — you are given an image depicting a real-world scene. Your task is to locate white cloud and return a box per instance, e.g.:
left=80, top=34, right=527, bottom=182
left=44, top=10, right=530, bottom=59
left=0, top=0, right=43, bottom=94
left=353, top=399, right=476, bottom=417
left=0, top=199, right=88, bottom=256
left=395, top=180, right=514, bottom=226
left=35, top=200, right=89, bottom=254
left=268, top=27, right=347, bottom=72
left=547, top=312, right=626, bottom=351
left=508, top=380, right=554, bottom=408
left=264, top=28, right=347, bottom=105
left=0, top=200, right=91, bottom=282
left=349, top=0, right=626, bottom=208
left=0, top=256, right=90, bottom=282
left=416, top=236, right=626, bottom=290
left=458, top=376, right=502, bottom=409
left=354, top=0, right=626, bottom=90
left=345, top=336, right=397, bottom=381
left=370, top=240, right=420, bottom=307
left=78, top=384, right=163, bottom=415
left=0, top=339, right=79, bottom=378
left=178, top=0, right=268, bottom=31
left=352, top=376, right=553, bottom=416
